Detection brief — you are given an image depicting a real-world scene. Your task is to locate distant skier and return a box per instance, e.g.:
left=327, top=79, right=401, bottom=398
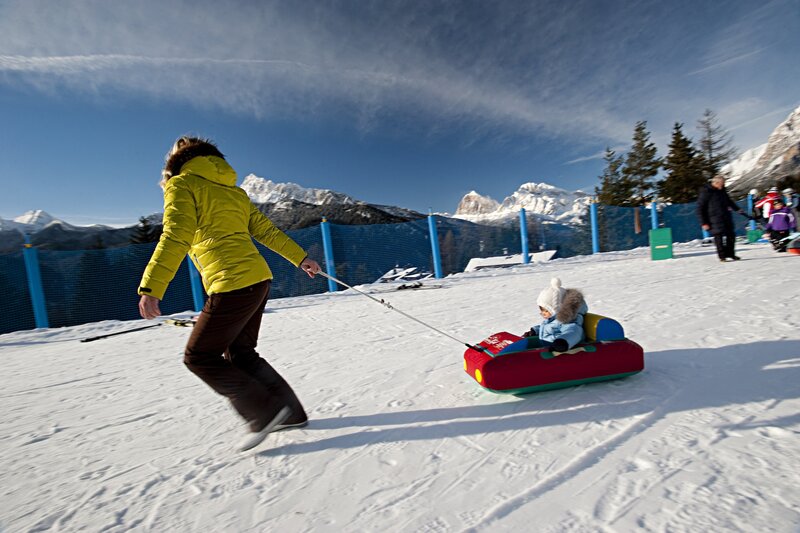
left=764, top=197, right=797, bottom=252
left=697, top=175, right=747, bottom=262
left=137, top=136, right=321, bottom=451
left=755, top=186, right=782, bottom=222
left=522, top=277, right=588, bottom=352
left=783, top=187, right=800, bottom=221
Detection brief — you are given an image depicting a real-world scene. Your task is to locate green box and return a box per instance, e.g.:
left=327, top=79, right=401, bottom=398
left=747, top=229, right=762, bottom=243
left=649, top=227, right=673, bottom=260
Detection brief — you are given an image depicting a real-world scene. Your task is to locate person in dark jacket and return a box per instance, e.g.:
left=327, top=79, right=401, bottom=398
left=697, top=175, right=747, bottom=262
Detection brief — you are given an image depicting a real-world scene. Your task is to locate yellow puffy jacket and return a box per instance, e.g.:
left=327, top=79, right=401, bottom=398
left=138, top=156, right=307, bottom=300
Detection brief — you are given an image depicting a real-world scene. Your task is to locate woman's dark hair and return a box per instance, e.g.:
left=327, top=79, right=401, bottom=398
left=161, top=136, right=225, bottom=187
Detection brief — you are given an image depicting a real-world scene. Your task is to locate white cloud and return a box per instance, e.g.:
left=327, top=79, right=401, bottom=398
left=0, top=0, right=796, bottom=152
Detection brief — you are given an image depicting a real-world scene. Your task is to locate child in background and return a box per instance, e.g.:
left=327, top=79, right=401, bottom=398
left=784, top=187, right=800, bottom=221
left=764, top=197, right=797, bottom=252
left=523, top=278, right=588, bottom=352
left=755, top=186, right=782, bottom=222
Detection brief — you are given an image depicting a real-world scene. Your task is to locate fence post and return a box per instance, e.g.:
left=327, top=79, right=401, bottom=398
left=590, top=201, right=600, bottom=254
left=22, top=235, right=49, bottom=329
left=747, top=192, right=756, bottom=231
left=320, top=218, right=338, bottom=292
left=519, top=208, right=530, bottom=264
left=186, top=257, right=205, bottom=312
left=427, top=212, right=443, bottom=278
left=650, top=199, right=659, bottom=229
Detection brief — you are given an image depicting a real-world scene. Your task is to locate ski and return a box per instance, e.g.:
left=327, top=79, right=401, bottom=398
left=80, top=317, right=195, bottom=343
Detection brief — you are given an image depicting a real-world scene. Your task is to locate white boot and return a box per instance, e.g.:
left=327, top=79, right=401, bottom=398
left=237, top=406, right=291, bottom=452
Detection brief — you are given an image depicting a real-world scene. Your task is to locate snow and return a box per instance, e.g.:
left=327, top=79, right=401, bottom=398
left=464, top=250, right=557, bottom=272
left=1, top=241, right=799, bottom=532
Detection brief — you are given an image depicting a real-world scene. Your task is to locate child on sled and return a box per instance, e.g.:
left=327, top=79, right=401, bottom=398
left=523, top=278, right=588, bottom=352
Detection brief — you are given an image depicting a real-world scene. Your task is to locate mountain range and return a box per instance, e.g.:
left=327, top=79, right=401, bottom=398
left=724, top=104, right=800, bottom=195
left=3, top=105, right=797, bottom=252
left=453, top=183, right=593, bottom=225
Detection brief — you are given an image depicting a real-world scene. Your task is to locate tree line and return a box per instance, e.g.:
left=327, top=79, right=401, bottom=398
left=595, top=109, right=737, bottom=206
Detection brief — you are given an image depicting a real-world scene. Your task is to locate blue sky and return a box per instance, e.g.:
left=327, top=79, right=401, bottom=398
left=1, top=0, right=798, bottom=226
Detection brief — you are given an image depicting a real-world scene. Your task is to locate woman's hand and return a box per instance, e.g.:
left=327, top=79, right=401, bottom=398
left=139, top=294, right=162, bottom=319
left=300, top=257, right=321, bottom=278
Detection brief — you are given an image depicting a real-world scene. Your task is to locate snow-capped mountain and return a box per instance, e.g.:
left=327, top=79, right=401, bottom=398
left=456, top=191, right=501, bottom=215
left=0, top=210, right=119, bottom=234
left=241, top=174, right=356, bottom=206
left=240, top=174, right=424, bottom=229
left=454, top=182, right=592, bottom=225
left=0, top=210, right=138, bottom=253
left=0, top=210, right=61, bottom=233
left=724, top=105, right=800, bottom=195
left=14, top=210, right=57, bottom=229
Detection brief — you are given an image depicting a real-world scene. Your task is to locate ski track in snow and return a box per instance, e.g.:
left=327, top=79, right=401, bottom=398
left=1, top=241, right=799, bottom=532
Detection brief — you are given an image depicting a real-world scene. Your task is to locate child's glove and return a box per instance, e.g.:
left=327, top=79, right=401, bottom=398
left=550, top=338, right=568, bottom=352
left=522, top=328, right=538, bottom=338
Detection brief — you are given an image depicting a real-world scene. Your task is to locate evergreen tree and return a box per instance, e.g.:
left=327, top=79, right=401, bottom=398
left=696, top=109, right=737, bottom=179
left=87, top=234, right=105, bottom=250
left=622, top=121, right=661, bottom=206
left=658, top=122, right=705, bottom=203
left=595, top=147, right=635, bottom=206
left=130, top=216, right=162, bottom=244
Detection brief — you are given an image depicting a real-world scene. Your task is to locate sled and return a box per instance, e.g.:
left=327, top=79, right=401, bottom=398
left=784, top=232, right=800, bottom=255
left=463, top=313, right=644, bottom=394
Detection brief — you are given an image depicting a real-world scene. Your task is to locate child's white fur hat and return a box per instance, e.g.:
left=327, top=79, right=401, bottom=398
left=537, top=277, right=565, bottom=315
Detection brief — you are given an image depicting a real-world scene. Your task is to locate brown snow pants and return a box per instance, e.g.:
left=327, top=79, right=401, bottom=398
left=183, top=280, right=306, bottom=431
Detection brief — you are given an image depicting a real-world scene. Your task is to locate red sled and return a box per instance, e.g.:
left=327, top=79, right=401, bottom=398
left=463, top=313, right=644, bottom=394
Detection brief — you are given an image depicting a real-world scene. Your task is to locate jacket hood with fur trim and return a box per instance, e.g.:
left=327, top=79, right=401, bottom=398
left=556, top=288, right=586, bottom=323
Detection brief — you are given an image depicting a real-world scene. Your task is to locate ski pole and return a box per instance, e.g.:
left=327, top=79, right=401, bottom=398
left=81, top=323, right=161, bottom=343
left=80, top=318, right=194, bottom=343
left=318, top=271, right=488, bottom=353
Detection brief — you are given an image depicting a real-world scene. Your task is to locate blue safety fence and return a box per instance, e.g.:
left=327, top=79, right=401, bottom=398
left=593, top=200, right=749, bottom=253
left=1, top=199, right=733, bottom=334
left=661, top=200, right=750, bottom=242
left=35, top=244, right=195, bottom=329
left=327, top=219, right=432, bottom=285
left=0, top=252, right=36, bottom=334
left=256, top=225, right=329, bottom=299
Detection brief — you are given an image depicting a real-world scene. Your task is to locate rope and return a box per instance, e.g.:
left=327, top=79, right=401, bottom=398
left=318, top=271, right=485, bottom=352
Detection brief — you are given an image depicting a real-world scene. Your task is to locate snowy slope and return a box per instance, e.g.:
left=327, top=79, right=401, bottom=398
left=1, top=242, right=799, bottom=532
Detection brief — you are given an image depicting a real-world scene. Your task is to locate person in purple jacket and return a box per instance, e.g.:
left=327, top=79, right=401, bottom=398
left=764, top=197, right=797, bottom=252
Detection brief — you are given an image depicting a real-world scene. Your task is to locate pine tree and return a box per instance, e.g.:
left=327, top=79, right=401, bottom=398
left=130, top=216, right=161, bottom=244
left=696, top=109, right=737, bottom=179
left=622, top=121, right=661, bottom=206
left=594, top=147, right=635, bottom=206
left=658, top=122, right=705, bottom=203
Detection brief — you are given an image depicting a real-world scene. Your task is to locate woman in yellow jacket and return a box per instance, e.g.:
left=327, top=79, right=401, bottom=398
left=138, top=136, right=321, bottom=451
